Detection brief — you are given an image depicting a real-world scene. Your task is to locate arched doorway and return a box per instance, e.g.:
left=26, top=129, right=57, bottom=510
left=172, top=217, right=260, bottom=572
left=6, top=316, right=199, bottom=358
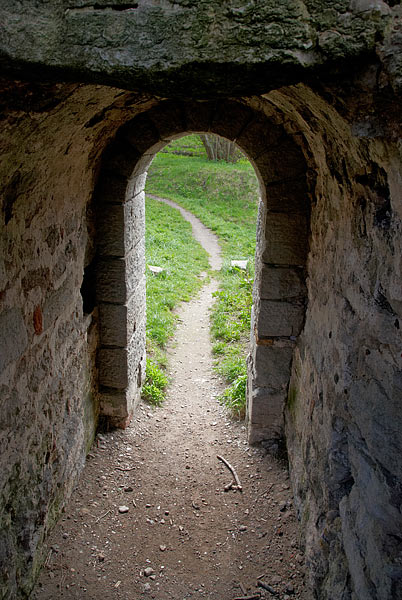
left=94, top=99, right=311, bottom=443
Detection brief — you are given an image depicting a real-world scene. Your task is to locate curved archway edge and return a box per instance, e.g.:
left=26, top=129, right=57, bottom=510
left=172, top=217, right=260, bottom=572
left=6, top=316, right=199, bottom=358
left=95, top=99, right=310, bottom=443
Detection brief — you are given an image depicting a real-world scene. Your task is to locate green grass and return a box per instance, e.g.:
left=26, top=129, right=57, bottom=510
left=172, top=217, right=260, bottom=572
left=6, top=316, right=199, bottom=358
left=142, top=359, right=169, bottom=407
left=145, top=135, right=259, bottom=417
left=159, top=134, right=206, bottom=157
left=144, top=195, right=210, bottom=405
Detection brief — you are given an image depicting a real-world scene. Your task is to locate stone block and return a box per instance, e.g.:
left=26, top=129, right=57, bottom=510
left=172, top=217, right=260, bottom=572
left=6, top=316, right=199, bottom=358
left=259, top=265, right=306, bottom=300
left=43, top=280, right=76, bottom=331
left=266, top=176, right=309, bottom=213
left=147, top=101, right=186, bottom=139
left=247, top=386, right=285, bottom=433
left=262, top=213, right=309, bottom=265
left=97, top=192, right=145, bottom=257
left=99, top=347, right=129, bottom=389
left=182, top=100, right=215, bottom=133
left=252, top=344, right=294, bottom=389
left=99, top=386, right=139, bottom=420
left=255, top=140, right=306, bottom=184
left=96, top=172, right=129, bottom=205
left=97, top=238, right=145, bottom=304
left=128, top=172, right=148, bottom=200
left=210, top=100, right=254, bottom=141
left=236, top=115, right=283, bottom=160
left=123, top=113, right=161, bottom=154
left=131, top=149, right=163, bottom=178
left=0, top=308, right=28, bottom=373
left=99, top=276, right=146, bottom=347
left=257, top=299, right=305, bottom=337
left=99, top=319, right=146, bottom=389
left=102, top=138, right=141, bottom=177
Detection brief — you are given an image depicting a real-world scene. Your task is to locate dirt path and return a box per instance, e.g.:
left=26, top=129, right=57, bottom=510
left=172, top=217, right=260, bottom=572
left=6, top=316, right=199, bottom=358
left=33, top=198, right=309, bottom=600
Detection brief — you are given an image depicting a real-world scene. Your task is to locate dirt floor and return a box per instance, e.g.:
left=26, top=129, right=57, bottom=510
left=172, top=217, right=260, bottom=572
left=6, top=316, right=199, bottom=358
left=33, top=198, right=310, bottom=600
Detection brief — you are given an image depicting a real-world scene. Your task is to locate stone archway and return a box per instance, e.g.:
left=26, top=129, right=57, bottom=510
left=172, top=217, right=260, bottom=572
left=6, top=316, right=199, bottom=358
left=94, top=99, right=311, bottom=442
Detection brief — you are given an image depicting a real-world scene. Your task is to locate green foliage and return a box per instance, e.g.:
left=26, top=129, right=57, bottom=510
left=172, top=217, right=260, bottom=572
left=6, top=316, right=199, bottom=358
left=211, top=266, right=253, bottom=343
left=214, top=345, right=247, bottom=382
left=146, top=136, right=259, bottom=418
left=219, top=373, right=248, bottom=420
left=160, top=134, right=206, bottom=157
left=142, top=359, right=169, bottom=406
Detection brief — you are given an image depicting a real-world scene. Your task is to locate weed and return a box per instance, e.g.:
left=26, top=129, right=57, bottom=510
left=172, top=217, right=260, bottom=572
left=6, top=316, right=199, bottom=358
left=142, top=359, right=169, bottom=406
left=219, top=373, right=248, bottom=420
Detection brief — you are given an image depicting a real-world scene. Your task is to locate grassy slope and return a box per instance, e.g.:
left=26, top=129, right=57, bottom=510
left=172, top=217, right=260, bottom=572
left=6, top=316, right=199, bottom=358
left=145, top=135, right=260, bottom=417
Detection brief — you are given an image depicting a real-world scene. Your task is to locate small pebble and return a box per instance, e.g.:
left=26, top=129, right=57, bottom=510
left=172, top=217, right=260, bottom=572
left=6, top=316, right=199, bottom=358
left=118, top=505, right=129, bottom=514
left=144, top=567, right=154, bottom=577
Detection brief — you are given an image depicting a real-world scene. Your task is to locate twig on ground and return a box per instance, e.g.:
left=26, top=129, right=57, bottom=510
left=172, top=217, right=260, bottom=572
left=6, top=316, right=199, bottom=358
left=239, top=581, right=247, bottom=595
left=115, top=466, right=136, bottom=471
left=260, top=483, right=274, bottom=496
left=96, top=509, right=111, bottom=523
left=217, top=455, right=242, bottom=492
left=257, top=580, right=279, bottom=596
left=232, top=595, right=261, bottom=600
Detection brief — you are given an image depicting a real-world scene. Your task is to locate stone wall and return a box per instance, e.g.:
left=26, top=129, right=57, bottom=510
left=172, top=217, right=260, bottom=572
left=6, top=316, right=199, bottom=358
left=270, top=85, right=402, bottom=599
left=0, top=83, right=150, bottom=597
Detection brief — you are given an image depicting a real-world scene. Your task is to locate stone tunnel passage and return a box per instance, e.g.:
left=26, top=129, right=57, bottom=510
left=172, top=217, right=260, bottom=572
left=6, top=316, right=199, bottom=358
left=32, top=195, right=310, bottom=600
left=1, top=81, right=402, bottom=600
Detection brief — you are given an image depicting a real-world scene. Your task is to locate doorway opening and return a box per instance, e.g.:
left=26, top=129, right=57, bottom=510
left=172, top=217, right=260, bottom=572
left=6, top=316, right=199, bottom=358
left=94, top=99, right=310, bottom=442
left=142, top=133, right=260, bottom=419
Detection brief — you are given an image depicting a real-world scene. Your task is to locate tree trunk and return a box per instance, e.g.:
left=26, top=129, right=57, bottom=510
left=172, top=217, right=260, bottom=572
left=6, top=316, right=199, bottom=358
left=199, top=134, right=242, bottom=163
